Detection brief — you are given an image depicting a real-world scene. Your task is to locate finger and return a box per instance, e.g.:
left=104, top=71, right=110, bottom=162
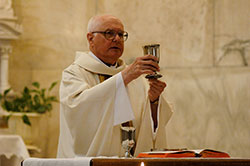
left=149, top=80, right=166, bottom=88
left=137, top=59, right=159, bottom=71
left=149, top=81, right=164, bottom=92
left=149, top=88, right=160, bottom=96
left=149, top=85, right=163, bottom=94
left=148, top=93, right=157, bottom=102
left=149, top=84, right=166, bottom=95
left=148, top=89, right=160, bottom=101
left=135, top=62, right=158, bottom=73
left=142, top=61, right=160, bottom=71
left=152, top=79, right=166, bottom=87
left=140, top=69, right=155, bottom=75
left=141, top=64, right=159, bottom=72
left=140, top=54, right=159, bottom=62
left=148, top=88, right=161, bottom=101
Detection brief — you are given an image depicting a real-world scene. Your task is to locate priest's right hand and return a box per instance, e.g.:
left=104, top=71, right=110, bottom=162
left=121, top=55, right=160, bottom=85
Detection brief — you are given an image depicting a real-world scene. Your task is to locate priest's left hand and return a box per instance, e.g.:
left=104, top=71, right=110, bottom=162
left=148, top=79, right=167, bottom=102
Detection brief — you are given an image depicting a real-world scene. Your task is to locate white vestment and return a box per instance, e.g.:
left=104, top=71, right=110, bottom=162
left=57, top=51, right=173, bottom=157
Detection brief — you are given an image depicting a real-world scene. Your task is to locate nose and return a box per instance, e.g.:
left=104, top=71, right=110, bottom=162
left=113, top=33, right=122, bottom=42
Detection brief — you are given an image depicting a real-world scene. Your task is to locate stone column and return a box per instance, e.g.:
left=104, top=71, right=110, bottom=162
left=0, top=0, right=22, bottom=116
left=0, top=45, right=12, bottom=94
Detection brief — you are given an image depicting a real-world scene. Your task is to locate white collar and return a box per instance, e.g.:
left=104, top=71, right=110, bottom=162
left=89, top=51, right=117, bottom=68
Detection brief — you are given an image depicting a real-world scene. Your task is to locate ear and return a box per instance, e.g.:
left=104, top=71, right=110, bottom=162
left=87, top=33, right=94, bottom=44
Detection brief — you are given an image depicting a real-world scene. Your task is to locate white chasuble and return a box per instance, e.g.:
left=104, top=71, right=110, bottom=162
left=57, top=51, right=173, bottom=158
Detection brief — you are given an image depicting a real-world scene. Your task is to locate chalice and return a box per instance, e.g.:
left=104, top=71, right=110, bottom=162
left=121, top=126, right=135, bottom=158
left=143, top=44, right=162, bottom=79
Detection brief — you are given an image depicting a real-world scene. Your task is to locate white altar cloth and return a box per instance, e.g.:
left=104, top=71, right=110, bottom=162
left=0, top=134, right=30, bottom=166
left=22, top=157, right=93, bottom=166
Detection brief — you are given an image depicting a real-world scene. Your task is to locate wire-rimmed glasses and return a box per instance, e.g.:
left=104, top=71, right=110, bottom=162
left=92, top=30, right=128, bottom=41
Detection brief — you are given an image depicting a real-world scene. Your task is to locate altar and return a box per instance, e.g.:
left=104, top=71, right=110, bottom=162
left=22, top=157, right=250, bottom=166
left=91, top=158, right=250, bottom=166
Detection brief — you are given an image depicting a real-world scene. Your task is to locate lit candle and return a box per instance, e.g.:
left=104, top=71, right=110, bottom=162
left=141, top=162, right=145, bottom=166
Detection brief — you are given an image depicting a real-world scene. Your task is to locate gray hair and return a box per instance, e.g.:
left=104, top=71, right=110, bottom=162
left=87, top=14, right=123, bottom=32
left=87, top=16, right=98, bottom=32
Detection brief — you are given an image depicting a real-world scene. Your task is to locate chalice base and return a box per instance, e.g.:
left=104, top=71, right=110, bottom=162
left=145, top=73, right=162, bottom=79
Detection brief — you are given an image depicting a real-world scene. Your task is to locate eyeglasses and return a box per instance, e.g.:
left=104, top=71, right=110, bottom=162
left=92, top=30, right=128, bottom=41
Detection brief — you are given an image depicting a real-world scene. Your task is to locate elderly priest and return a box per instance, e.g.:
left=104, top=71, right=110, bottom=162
left=57, top=14, right=173, bottom=158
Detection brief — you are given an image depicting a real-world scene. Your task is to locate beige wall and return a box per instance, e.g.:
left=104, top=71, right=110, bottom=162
left=9, top=0, right=250, bottom=157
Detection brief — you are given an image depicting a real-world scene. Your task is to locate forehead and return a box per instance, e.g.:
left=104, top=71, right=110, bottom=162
left=97, top=17, right=124, bottom=31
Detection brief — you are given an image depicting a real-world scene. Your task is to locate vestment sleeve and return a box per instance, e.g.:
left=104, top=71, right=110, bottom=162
left=58, top=65, right=133, bottom=157
left=114, top=72, right=134, bottom=126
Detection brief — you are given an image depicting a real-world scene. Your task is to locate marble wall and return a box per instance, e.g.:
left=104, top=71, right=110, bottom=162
left=9, top=0, right=250, bottom=157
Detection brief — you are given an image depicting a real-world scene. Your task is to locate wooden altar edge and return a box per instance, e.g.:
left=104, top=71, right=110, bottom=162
left=91, top=158, right=250, bottom=166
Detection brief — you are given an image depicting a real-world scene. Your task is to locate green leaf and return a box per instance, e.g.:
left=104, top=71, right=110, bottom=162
left=41, top=89, right=46, bottom=100
left=22, top=114, right=31, bottom=126
left=46, top=103, right=52, bottom=111
left=37, top=106, right=46, bottom=113
left=34, top=94, right=40, bottom=104
left=22, top=87, right=31, bottom=101
left=32, top=82, right=40, bottom=89
left=31, top=89, right=40, bottom=94
left=4, top=88, right=11, bottom=96
left=3, top=101, right=13, bottom=111
left=47, top=96, right=58, bottom=102
left=49, top=82, right=57, bottom=91
left=24, top=86, right=29, bottom=93
left=1, top=81, right=58, bottom=125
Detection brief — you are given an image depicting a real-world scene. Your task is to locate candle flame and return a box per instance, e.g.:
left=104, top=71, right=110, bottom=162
left=141, top=162, right=145, bottom=166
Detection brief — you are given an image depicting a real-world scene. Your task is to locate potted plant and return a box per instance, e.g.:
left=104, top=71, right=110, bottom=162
left=0, top=81, right=58, bottom=126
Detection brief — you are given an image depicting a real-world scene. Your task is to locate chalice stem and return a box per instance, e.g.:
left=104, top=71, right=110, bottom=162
left=152, top=138, right=156, bottom=151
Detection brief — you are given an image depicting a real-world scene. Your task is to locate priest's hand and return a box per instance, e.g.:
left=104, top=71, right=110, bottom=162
left=148, top=79, right=167, bottom=102
left=148, top=79, right=166, bottom=131
left=121, top=55, right=159, bottom=85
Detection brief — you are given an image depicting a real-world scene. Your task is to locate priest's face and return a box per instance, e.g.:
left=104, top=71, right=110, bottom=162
left=87, top=16, right=125, bottom=65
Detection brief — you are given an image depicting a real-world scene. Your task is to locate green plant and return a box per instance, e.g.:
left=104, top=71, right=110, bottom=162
left=0, top=81, right=58, bottom=126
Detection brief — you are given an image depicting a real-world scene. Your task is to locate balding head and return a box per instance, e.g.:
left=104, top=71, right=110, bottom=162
left=86, top=14, right=125, bottom=65
left=87, top=14, right=124, bottom=32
